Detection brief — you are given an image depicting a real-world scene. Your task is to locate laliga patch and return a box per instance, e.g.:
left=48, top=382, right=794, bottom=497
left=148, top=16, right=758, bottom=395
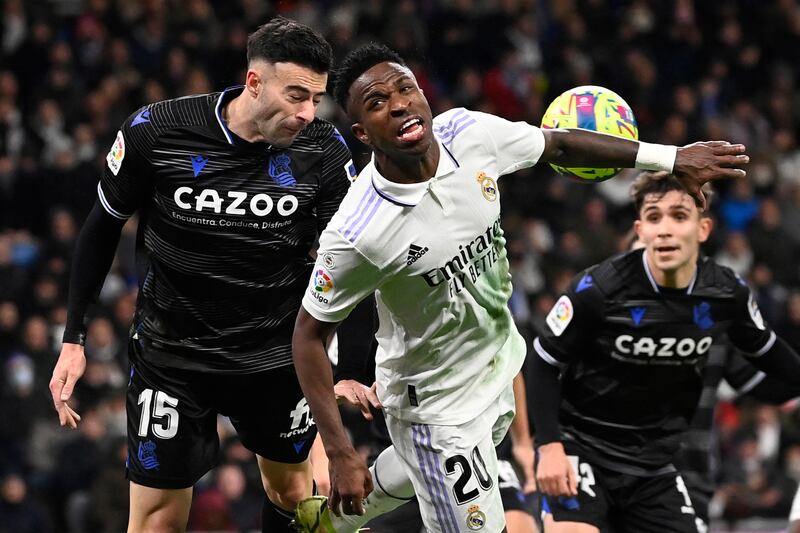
left=546, top=295, right=573, bottom=337
left=308, top=268, right=335, bottom=306
left=748, top=292, right=766, bottom=330
left=106, top=130, right=125, bottom=176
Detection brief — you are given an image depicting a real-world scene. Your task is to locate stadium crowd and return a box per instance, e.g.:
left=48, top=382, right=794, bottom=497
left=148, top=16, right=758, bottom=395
left=1, top=0, right=800, bottom=531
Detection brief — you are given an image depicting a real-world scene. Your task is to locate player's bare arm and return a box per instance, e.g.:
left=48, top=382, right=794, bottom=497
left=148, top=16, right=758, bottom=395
left=292, top=307, right=373, bottom=516
left=540, top=129, right=749, bottom=209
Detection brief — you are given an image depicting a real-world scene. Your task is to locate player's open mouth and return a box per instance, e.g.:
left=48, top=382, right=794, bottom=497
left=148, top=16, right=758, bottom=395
left=397, top=116, right=425, bottom=143
left=656, top=245, right=679, bottom=254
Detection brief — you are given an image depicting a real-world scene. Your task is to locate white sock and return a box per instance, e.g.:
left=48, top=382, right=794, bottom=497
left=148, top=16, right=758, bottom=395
left=330, top=446, right=415, bottom=532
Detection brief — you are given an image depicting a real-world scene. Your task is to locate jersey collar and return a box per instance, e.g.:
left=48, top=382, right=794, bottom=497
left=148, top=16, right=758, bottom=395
left=213, top=85, right=243, bottom=145
left=369, top=139, right=460, bottom=207
left=641, top=249, right=698, bottom=295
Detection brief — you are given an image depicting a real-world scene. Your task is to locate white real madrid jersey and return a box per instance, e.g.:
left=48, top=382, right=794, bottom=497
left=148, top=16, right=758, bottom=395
left=302, top=108, right=546, bottom=425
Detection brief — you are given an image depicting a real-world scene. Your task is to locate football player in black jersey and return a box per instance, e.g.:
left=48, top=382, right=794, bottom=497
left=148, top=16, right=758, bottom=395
left=531, top=171, right=800, bottom=533
left=48, top=18, right=354, bottom=533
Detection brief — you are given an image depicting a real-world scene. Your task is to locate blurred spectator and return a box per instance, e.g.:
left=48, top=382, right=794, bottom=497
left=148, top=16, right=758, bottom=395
left=715, top=231, right=754, bottom=278
left=0, top=473, right=51, bottom=533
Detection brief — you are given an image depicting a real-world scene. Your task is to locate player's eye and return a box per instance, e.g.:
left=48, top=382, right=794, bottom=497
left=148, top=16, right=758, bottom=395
left=289, top=94, right=304, bottom=102
left=400, top=86, right=413, bottom=93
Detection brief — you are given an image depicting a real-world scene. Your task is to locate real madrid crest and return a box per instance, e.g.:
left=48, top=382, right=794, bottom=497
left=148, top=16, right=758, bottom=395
left=476, top=171, right=497, bottom=202
left=466, top=505, right=486, bottom=530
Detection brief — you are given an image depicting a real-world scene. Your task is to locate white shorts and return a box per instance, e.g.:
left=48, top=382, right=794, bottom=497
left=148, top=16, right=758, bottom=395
left=790, top=485, right=800, bottom=522
left=385, top=384, right=516, bottom=533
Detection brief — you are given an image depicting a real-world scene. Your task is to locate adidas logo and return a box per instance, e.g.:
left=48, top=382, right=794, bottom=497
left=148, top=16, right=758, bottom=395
left=406, top=243, right=429, bottom=265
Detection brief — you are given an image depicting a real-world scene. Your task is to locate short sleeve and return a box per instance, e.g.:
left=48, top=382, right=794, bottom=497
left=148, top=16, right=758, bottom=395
left=728, top=284, right=777, bottom=357
left=534, top=270, right=603, bottom=368
left=471, top=111, right=546, bottom=176
left=98, top=106, right=158, bottom=219
left=302, top=226, right=383, bottom=323
left=316, top=128, right=355, bottom=234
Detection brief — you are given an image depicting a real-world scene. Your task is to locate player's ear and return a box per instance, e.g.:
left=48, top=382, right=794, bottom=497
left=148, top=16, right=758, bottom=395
left=698, top=215, right=713, bottom=243
left=245, top=69, right=260, bottom=97
left=352, top=123, right=370, bottom=146
left=633, top=219, right=643, bottom=240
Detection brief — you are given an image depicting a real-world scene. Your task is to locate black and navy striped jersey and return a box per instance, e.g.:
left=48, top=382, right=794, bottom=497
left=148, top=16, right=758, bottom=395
left=99, top=86, right=354, bottom=373
left=534, top=248, right=775, bottom=472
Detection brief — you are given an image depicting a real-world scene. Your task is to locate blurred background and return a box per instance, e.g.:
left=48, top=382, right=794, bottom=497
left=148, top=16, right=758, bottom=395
left=1, top=0, right=800, bottom=531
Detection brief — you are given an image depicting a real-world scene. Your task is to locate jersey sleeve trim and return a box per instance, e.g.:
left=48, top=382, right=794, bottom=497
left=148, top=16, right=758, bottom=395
left=97, top=182, right=131, bottom=220
left=498, top=127, right=545, bottom=176
left=301, top=300, right=348, bottom=324
left=736, top=371, right=767, bottom=395
left=534, top=337, right=567, bottom=369
left=743, top=331, right=777, bottom=358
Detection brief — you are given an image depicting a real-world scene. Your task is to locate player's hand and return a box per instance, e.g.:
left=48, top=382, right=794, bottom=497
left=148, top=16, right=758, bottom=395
left=512, top=441, right=537, bottom=493
left=49, top=343, right=86, bottom=429
left=334, top=380, right=383, bottom=421
left=536, top=442, right=577, bottom=497
left=674, top=141, right=748, bottom=210
left=328, top=448, right=373, bottom=516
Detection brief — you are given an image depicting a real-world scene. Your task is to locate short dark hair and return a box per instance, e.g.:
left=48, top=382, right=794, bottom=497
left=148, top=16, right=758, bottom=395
left=247, top=17, right=332, bottom=73
left=630, top=171, right=714, bottom=214
left=333, top=43, right=405, bottom=110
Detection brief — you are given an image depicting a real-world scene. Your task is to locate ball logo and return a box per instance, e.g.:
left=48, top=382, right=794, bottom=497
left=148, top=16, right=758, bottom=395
left=466, top=505, right=486, bottom=530
left=322, top=253, right=335, bottom=269
left=314, top=269, right=333, bottom=293
left=476, top=171, right=497, bottom=202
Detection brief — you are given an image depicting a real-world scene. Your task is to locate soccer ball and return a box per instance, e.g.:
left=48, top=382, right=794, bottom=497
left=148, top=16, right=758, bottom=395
left=540, top=85, right=638, bottom=181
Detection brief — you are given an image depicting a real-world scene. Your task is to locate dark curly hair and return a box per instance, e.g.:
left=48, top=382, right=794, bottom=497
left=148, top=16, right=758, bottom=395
left=247, top=17, right=332, bottom=73
left=631, top=171, right=714, bottom=214
left=333, top=43, right=405, bottom=110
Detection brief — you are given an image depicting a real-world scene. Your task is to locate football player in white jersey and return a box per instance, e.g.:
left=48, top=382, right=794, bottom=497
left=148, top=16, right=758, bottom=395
left=291, top=43, right=749, bottom=533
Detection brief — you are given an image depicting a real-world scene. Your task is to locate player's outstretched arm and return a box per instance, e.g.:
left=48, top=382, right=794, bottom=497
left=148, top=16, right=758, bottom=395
left=292, top=308, right=373, bottom=516
left=540, top=129, right=748, bottom=209
left=50, top=200, right=126, bottom=428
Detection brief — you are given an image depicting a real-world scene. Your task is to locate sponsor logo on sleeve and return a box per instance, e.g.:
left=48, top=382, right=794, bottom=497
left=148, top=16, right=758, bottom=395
left=321, top=252, right=335, bottom=269
left=106, top=130, right=125, bottom=176
left=748, top=293, right=766, bottom=330
left=308, top=268, right=334, bottom=305
left=546, top=295, right=573, bottom=336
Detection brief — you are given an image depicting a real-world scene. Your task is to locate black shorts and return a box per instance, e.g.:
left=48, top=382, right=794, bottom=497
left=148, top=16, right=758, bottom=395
left=126, top=340, right=317, bottom=489
left=540, top=445, right=701, bottom=533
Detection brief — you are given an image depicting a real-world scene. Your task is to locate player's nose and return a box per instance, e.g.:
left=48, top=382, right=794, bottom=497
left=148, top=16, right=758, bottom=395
left=296, top=100, right=316, bottom=125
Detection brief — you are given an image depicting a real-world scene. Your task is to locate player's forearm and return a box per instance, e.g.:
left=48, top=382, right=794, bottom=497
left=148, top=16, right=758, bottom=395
left=292, top=309, right=355, bottom=457
left=748, top=375, right=799, bottom=404
left=529, top=345, right=564, bottom=446
left=509, top=371, right=533, bottom=446
left=63, top=200, right=126, bottom=345
left=748, top=336, right=800, bottom=388
left=541, top=129, right=675, bottom=172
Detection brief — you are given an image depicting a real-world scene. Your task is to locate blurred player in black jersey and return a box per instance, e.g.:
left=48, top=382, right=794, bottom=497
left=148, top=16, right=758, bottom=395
left=531, top=171, right=800, bottom=533
left=48, top=17, right=355, bottom=533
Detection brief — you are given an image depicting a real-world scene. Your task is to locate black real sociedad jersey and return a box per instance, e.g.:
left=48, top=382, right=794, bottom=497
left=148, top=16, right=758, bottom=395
left=534, top=249, right=775, bottom=472
left=99, top=87, right=354, bottom=373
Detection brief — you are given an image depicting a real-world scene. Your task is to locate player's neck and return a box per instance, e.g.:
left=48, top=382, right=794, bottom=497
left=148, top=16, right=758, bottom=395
left=224, top=94, right=266, bottom=144
left=374, top=142, right=440, bottom=184
left=647, top=252, right=697, bottom=290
